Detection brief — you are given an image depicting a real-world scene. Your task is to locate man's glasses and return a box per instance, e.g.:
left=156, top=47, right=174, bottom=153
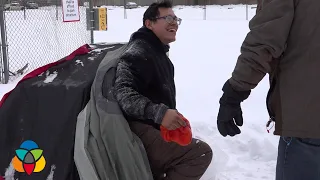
left=155, top=15, right=182, bottom=25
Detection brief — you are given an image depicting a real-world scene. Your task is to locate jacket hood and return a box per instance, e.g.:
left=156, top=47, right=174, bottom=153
left=129, top=26, right=170, bottom=53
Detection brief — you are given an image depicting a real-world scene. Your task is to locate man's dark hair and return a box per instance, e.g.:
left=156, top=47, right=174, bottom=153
left=143, top=0, right=173, bottom=26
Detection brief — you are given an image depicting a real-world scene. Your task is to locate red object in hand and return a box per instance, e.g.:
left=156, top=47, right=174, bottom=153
left=160, top=114, right=192, bottom=146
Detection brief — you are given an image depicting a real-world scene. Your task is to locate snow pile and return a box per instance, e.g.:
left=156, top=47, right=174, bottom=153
left=75, top=60, right=84, bottom=66
left=3, top=162, right=15, bottom=180
left=43, top=71, right=58, bottom=83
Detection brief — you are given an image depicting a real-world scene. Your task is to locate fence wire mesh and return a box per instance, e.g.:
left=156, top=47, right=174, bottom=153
left=0, top=0, right=91, bottom=83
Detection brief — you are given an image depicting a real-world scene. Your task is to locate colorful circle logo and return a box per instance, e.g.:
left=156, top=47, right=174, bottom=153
left=12, top=140, right=46, bottom=175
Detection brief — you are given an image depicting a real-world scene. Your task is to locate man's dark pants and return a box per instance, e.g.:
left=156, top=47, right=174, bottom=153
left=276, top=137, right=320, bottom=180
left=129, top=121, right=213, bottom=180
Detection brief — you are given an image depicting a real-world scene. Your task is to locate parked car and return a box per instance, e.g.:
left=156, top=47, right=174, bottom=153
left=125, top=2, right=137, bottom=9
left=25, top=1, right=38, bottom=9
left=4, top=1, right=25, bottom=11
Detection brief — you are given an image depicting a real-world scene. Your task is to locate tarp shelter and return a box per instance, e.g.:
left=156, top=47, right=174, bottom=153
left=0, top=43, right=151, bottom=180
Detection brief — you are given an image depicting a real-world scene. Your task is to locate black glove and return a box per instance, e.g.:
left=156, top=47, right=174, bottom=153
left=217, top=80, right=251, bottom=137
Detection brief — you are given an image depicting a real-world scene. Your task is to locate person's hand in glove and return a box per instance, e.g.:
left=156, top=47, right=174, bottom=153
left=217, top=80, right=251, bottom=137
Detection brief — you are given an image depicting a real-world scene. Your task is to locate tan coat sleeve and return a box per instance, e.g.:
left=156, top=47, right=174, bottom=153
left=256, top=0, right=262, bottom=13
left=229, top=0, right=295, bottom=91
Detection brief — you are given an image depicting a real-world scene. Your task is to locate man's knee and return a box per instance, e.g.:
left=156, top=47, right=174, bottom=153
left=194, top=139, right=213, bottom=167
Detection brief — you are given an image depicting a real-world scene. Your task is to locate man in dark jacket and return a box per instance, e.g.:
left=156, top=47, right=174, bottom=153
left=217, top=0, right=320, bottom=179
left=113, top=0, right=212, bottom=179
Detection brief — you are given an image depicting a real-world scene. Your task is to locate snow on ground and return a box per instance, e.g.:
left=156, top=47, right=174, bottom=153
left=0, top=5, right=280, bottom=180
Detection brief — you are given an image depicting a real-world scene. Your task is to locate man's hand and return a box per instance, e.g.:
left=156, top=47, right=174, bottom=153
left=217, top=80, right=251, bottom=137
left=161, top=109, right=186, bottom=130
left=217, top=102, right=244, bottom=137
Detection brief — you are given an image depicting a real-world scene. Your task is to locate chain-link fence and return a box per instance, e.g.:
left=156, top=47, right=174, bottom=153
left=91, top=0, right=257, bottom=6
left=0, top=0, right=92, bottom=83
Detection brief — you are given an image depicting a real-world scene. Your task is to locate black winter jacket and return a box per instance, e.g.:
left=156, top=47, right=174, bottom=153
left=112, top=27, right=176, bottom=129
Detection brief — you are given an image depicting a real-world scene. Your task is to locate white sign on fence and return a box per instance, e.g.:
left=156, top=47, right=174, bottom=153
left=62, top=0, right=80, bottom=22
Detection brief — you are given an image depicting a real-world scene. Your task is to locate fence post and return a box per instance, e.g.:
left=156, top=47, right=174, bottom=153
left=246, top=0, right=248, bottom=20
left=89, top=0, right=94, bottom=44
left=123, top=0, right=127, bottom=19
left=0, top=5, right=9, bottom=84
left=203, top=5, right=206, bottom=20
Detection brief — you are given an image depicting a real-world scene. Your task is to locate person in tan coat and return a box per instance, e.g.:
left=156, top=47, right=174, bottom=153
left=256, top=0, right=262, bottom=13
left=217, top=0, right=320, bottom=179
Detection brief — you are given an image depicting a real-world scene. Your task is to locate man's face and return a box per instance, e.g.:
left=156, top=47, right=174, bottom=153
left=145, top=8, right=180, bottom=44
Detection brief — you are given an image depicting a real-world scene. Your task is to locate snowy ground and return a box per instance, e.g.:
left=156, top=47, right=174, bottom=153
left=0, top=5, right=280, bottom=180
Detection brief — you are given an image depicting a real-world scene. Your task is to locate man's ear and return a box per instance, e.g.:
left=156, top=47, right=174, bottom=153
left=144, top=19, right=153, bottom=30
